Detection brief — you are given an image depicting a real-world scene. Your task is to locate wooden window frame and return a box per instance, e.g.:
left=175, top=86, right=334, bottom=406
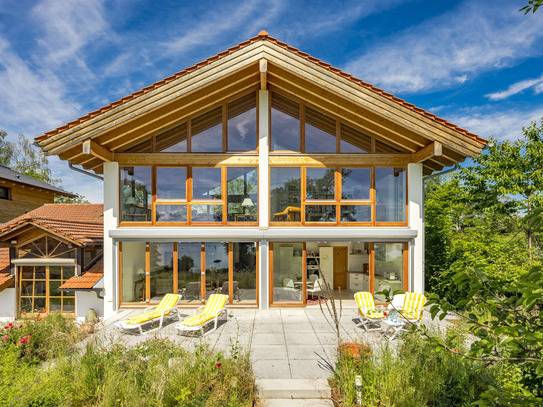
left=269, top=166, right=408, bottom=227
left=269, top=242, right=307, bottom=307
left=119, top=241, right=259, bottom=307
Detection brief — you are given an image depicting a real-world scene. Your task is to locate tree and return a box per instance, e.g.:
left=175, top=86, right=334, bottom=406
left=0, top=132, right=60, bottom=187
left=461, top=120, right=543, bottom=251
left=520, top=0, right=543, bottom=14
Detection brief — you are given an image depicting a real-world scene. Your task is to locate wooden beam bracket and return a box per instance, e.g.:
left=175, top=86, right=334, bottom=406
left=82, top=139, right=114, bottom=162
left=412, top=141, right=442, bottom=163
left=260, top=59, right=268, bottom=90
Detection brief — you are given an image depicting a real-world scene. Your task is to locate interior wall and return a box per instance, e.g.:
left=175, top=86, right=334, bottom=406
left=76, top=291, right=104, bottom=322
left=306, top=241, right=370, bottom=273
left=0, top=288, right=16, bottom=321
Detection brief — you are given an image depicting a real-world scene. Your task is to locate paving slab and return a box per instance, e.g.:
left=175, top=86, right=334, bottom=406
left=286, top=344, right=325, bottom=360
left=284, top=332, right=321, bottom=345
left=260, top=399, right=334, bottom=406
left=253, top=360, right=291, bottom=379
left=289, top=359, right=332, bottom=380
left=251, top=344, right=288, bottom=360
left=257, top=379, right=331, bottom=399
left=252, top=332, right=286, bottom=346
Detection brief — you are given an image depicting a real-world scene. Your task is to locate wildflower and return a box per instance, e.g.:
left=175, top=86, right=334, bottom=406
left=4, top=326, right=8, bottom=330
left=19, top=325, right=23, bottom=329
left=383, top=312, right=387, bottom=316
left=216, top=362, right=222, bottom=368
left=454, top=348, right=459, bottom=353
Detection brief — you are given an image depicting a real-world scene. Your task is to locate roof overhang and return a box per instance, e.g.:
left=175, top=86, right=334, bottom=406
left=0, top=220, right=85, bottom=248
left=35, top=35, right=486, bottom=175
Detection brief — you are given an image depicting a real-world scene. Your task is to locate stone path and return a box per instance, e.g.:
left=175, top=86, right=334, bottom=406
left=92, top=305, right=440, bottom=405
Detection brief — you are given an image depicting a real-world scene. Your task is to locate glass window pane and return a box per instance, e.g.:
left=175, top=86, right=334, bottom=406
left=62, top=298, right=75, bottom=313
left=340, top=205, right=372, bottom=222
left=375, top=167, right=406, bottom=222
left=191, top=204, right=223, bottom=222
left=21, top=281, right=33, bottom=296
left=63, top=290, right=75, bottom=298
left=270, top=167, right=301, bottom=222
left=34, top=266, right=46, bottom=279
left=121, top=242, right=146, bottom=303
left=49, top=281, right=62, bottom=297
left=178, top=242, right=202, bottom=303
left=62, top=267, right=75, bottom=280
left=340, top=123, right=371, bottom=153
left=341, top=168, right=371, bottom=200
left=49, top=266, right=62, bottom=280
left=227, top=167, right=258, bottom=222
left=191, top=106, right=222, bottom=152
left=232, top=243, right=257, bottom=303
left=120, top=166, right=152, bottom=222
left=157, top=167, right=186, bottom=200
left=271, top=92, right=300, bottom=151
left=50, top=298, right=61, bottom=312
left=228, top=93, right=256, bottom=151
left=192, top=168, right=222, bottom=200
left=305, top=106, right=336, bottom=153
left=156, top=205, right=187, bottom=223
left=149, top=243, right=174, bottom=302
left=272, top=243, right=303, bottom=304
left=34, top=298, right=46, bottom=313
left=20, top=266, right=33, bottom=280
left=205, top=243, right=229, bottom=300
left=156, top=122, right=188, bottom=152
left=306, top=168, right=335, bottom=200
left=20, top=297, right=32, bottom=313
left=305, top=205, right=336, bottom=222
left=374, top=243, right=404, bottom=302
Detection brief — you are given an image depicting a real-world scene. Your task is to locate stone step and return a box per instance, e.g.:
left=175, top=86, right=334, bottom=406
left=256, top=379, right=331, bottom=399
left=260, top=399, right=334, bottom=406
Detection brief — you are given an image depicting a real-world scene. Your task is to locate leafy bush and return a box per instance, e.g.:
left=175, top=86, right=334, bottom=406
left=331, top=328, right=530, bottom=406
left=0, top=325, right=255, bottom=407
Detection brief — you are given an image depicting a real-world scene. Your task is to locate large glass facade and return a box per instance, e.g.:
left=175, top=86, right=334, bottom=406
left=227, top=167, right=258, bottom=222
left=120, top=166, right=152, bottom=222
left=374, top=243, right=404, bottom=302
left=375, top=167, right=406, bottom=222
left=149, top=243, right=174, bottom=302
left=271, top=92, right=300, bottom=151
left=233, top=243, right=257, bottom=303
left=191, top=107, right=223, bottom=152
left=270, top=167, right=301, bottom=222
left=178, top=242, right=202, bottom=303
left=121, top=242, right=146, bottom=303
left=205, top=243, right=229, bottom=299
left=228, top=93, right=257, bottom=151
left=271, top=243, right=304, bottom=304
left=305, top=107, right=336, bottom=153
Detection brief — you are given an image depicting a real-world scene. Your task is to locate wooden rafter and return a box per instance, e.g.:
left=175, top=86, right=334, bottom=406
left=82, top=139, right=113, bottom=162
left=412, top=142, right=442, bottom=163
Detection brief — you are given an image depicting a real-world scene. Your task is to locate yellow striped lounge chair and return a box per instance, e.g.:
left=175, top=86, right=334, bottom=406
left=355, top=291, right=384, bottom=331
left=176, top=293, right=228, bottom=336
left=399, top=292, right=426, bottom=328
left=115, top=293, right=180, bottom=334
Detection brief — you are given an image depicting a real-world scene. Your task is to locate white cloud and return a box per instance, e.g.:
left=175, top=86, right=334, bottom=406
left=486, top=74, right=543, bottom=100
left=344, top=1, right=543, bottom=94
left=442, top=104, right=543, bottom=142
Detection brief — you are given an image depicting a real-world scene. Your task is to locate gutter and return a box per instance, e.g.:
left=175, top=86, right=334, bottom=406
left=68, top=162, right=104, bottom=181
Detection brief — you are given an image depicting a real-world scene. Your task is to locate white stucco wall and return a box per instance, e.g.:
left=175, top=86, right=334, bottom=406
left=76, top=291, right=104, bottom=322
left=0, top=288, right=16, bottom=321
left=407, top=163, right=424, bottom=294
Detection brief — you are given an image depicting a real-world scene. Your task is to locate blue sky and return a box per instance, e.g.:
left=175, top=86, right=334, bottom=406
left=0, top=0, right=542, bottom=203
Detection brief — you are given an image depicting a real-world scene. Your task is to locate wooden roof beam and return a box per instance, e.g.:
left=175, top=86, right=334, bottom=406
left=260, top=59, right=267, bottom=90
left=412, top=141, right=442, bottom=163
left=82, top=140, right=113, bottom=162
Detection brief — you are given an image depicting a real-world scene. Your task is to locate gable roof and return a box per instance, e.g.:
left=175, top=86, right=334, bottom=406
left=35, top=31, right=486, bottom=174
left=0, top=204, right=103, bottom=246
left=0, top=165, right=75, bottom=197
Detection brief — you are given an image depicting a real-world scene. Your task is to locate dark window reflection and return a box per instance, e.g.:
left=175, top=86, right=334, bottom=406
left=120, top=166, right=152, bottom=222
left=227, top=167, right=258, bottom=222
left=305, top=106, right=336, bottom=152
left=191, top=106, right=223, bottom=152
left=270, top=167, right=301, bottom=222
left=375, top=167, right=406, bottom=222
left=156, top=122, right=188, bottom=152
left=341, top=168, right=371, bottom=200
left=340, top=123, right=371, bottom=153
left=228, top=93, right=257, bottom=151
left=306, top=168, right=335, bottom=200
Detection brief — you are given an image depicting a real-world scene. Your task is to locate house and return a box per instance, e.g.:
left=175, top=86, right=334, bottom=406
left=0, top=204, right=103, bottom=321
left=34, top=32, right=486, bottom=319
left=0, top=165, right=75, bottom=224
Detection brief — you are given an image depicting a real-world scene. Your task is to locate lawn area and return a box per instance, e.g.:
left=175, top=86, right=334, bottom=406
left=0, top=313, right=255, bottom=406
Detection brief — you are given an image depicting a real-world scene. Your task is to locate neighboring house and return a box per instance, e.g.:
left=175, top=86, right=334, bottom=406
left=0, top=204, right=103, bottom=321
left=34, top=32, right=486, bottom=319
left=0, top=165, right=75, bottom=224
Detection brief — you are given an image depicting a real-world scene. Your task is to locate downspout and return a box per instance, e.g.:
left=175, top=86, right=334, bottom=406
left=68, top=162, right=104, bottom=181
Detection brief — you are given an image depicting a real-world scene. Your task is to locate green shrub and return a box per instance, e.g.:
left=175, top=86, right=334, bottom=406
left=331, top=327, right=531, bottom=406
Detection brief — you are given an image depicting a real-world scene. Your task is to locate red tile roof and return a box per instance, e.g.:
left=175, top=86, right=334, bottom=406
left=0, top=248, right=14, bottom=291
left=0, top=204, right=103, bottom=245
left=36, top=31, right=485, bottom=145
left=60, top=257, right=103, bottom=290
